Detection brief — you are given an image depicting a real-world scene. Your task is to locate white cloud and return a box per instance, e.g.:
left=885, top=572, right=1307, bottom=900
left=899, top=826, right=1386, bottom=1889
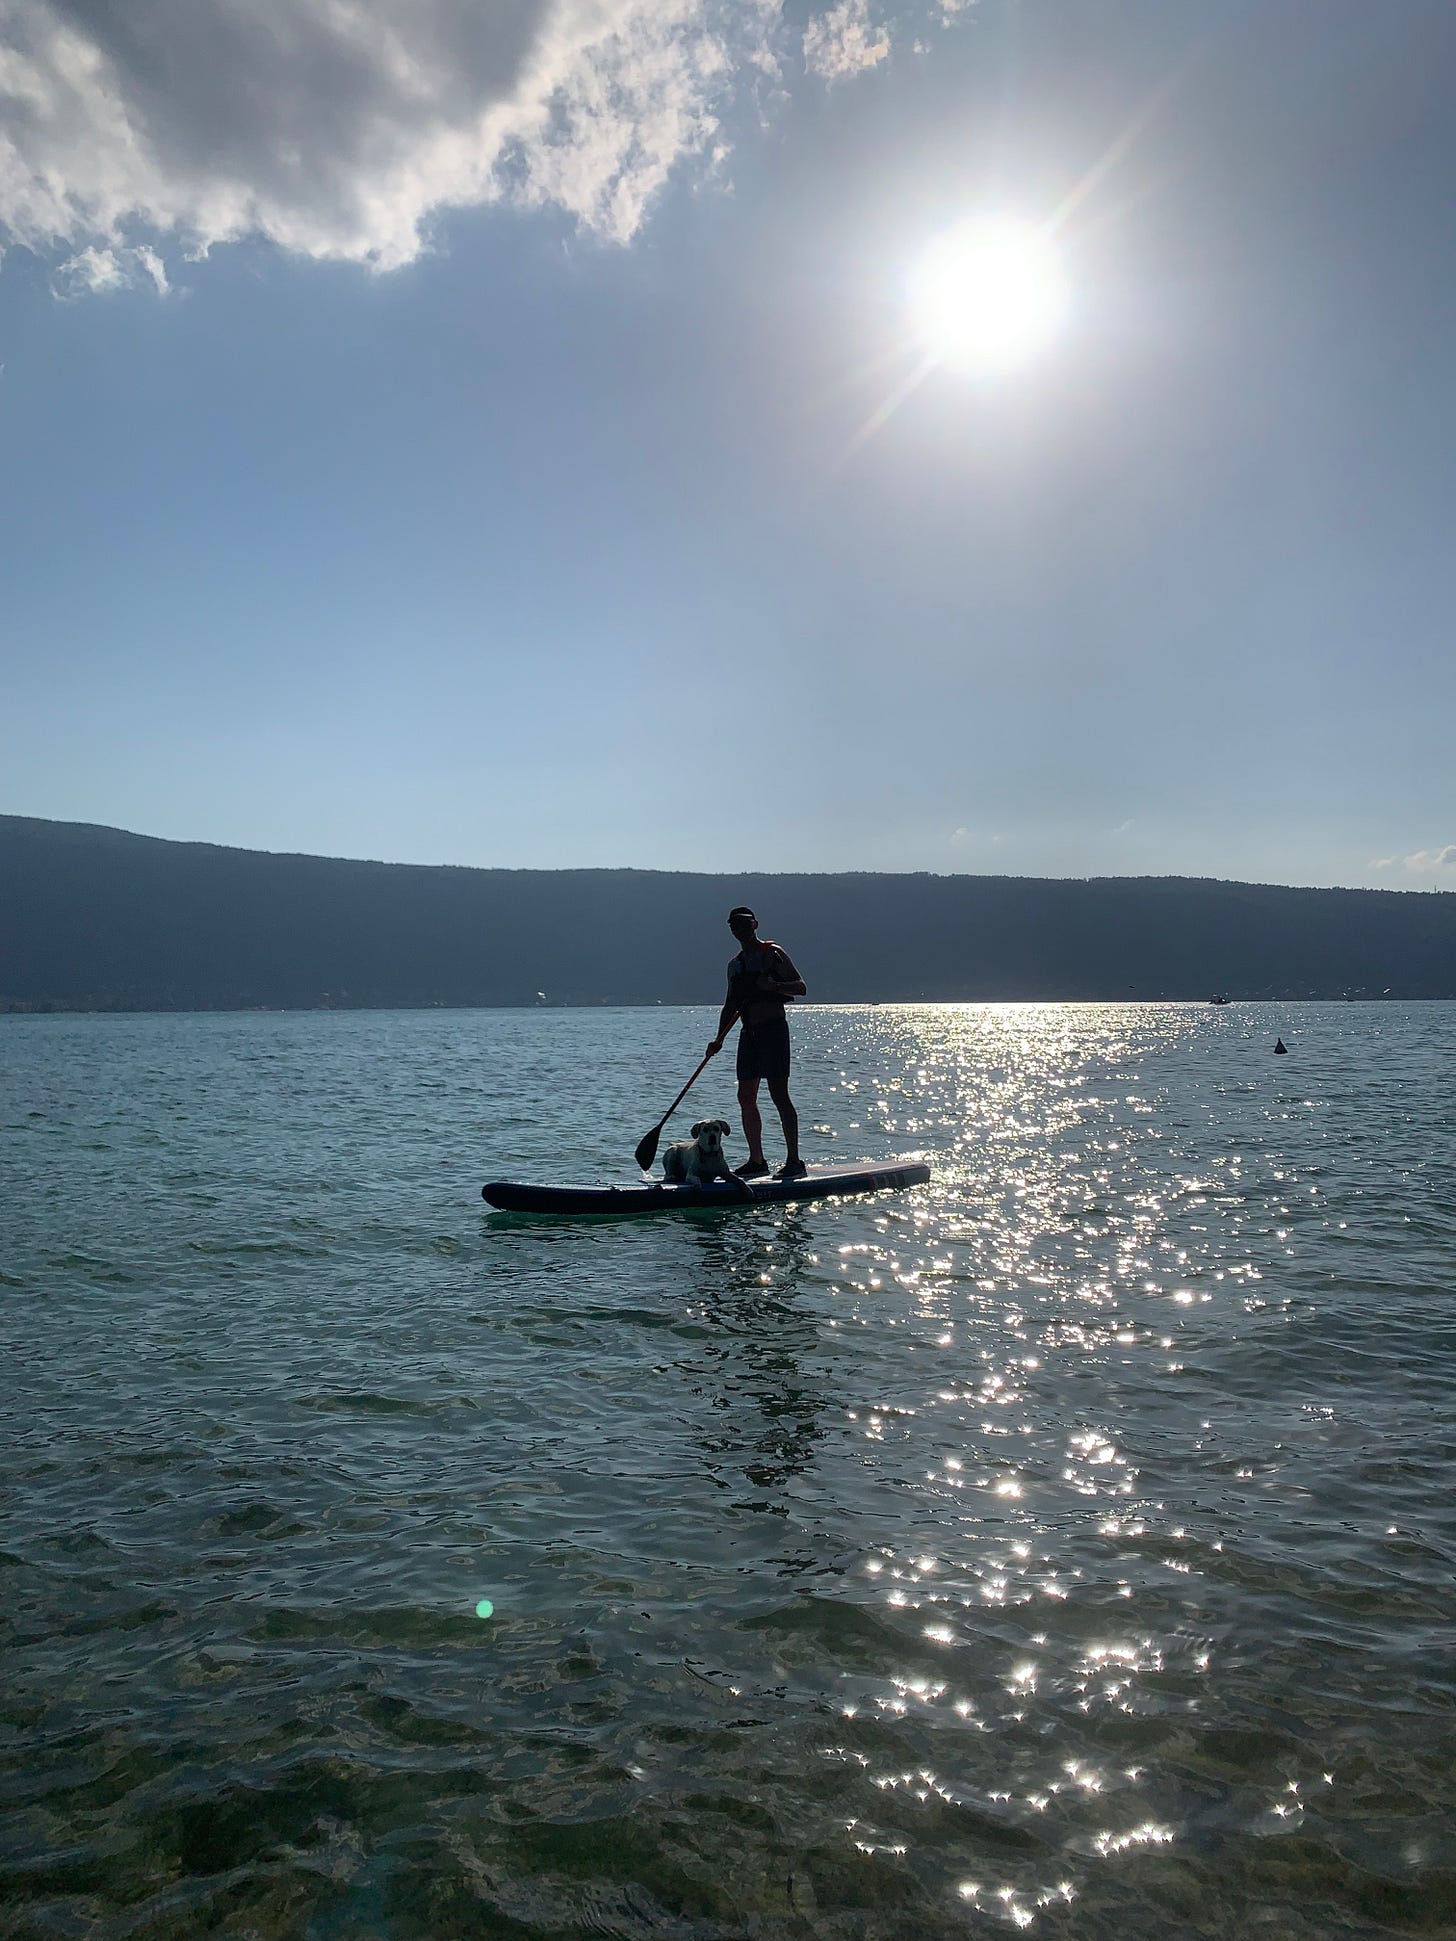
left=0, top=0, right=780, bottom=280
left=53, top=238, right=168, bottom=295
left=133, top=242, right=167, bottom=291
left=1405, top=845, right=1456, bottom=872
left=1373, top=845, right=1456, bottom=874
left=803, top=0, right=891, bottom=83
left=1, top=0, right=977, bottom=289
left=52, top=242, right=124, bottom=294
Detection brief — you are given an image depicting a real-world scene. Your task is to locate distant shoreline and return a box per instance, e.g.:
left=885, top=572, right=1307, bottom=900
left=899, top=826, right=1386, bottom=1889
left=4, top=996, right=1449, bottom=1019
left=6, top=814, right=1456, bottom=1010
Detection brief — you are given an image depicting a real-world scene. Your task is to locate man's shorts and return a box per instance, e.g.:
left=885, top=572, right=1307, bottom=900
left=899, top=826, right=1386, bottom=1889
left=737, top=1015, right=791, bottom=1085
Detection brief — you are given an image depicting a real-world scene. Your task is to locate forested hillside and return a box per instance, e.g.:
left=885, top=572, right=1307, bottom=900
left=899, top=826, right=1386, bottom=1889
left=3, top=816, right=1453, bottom=1010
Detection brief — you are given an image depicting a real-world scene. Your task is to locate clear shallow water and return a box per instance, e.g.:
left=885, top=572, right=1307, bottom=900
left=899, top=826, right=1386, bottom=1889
left=2, top=1002, right=1453, bottom=1940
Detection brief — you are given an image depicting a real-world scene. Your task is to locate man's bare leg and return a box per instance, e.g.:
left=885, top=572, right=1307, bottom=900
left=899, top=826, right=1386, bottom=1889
left=767, top=1077, right=801, bottom=1172
left=737, top=1079, right=769, bottom=1173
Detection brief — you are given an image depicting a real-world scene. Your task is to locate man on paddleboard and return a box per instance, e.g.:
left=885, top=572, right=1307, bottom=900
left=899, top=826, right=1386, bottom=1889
left=706, top=907, right=807, bottom=1180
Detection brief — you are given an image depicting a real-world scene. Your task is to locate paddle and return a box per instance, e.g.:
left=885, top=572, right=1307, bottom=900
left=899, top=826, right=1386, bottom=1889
left=634, top=1050, right=716, bottom=1172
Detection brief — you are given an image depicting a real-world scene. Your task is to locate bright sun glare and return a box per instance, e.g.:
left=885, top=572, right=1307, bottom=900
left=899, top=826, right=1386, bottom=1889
left=909, top=218, right=1067, bottom=376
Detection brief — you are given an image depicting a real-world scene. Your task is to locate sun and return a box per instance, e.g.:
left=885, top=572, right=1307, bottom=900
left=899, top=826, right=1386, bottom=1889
left=909, top=218, right=1067, bottom=376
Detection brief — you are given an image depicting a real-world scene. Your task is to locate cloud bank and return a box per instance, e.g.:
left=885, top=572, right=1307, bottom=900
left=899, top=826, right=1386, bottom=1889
left=0, top=0, right=959, bottom=286
left=1373, top=845, right=1456, bottom=876
left=0, top=0, right=779, bottom=275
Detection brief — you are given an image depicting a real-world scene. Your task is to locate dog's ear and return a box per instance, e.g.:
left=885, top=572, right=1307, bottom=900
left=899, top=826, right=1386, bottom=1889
left=715, top=1120, right=732, bottom=1136
left=689, top=1121, right=706, bottom=1138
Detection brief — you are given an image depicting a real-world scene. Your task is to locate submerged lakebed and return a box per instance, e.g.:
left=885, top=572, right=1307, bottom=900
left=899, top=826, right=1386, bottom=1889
left=3, top=1002, right=1454, bottom=1937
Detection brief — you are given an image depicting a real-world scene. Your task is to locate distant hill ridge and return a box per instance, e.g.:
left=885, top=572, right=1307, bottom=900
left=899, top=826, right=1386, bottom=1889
left=1, top=814, right=1453, bottom=1011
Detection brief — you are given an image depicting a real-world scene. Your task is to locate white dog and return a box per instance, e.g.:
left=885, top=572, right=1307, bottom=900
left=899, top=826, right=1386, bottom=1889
left=662, top=1119, right=749, bottom=1190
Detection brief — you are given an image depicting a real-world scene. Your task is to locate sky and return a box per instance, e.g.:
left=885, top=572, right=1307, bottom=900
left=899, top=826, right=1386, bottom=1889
left=2, top=0, right=1454, bottom=889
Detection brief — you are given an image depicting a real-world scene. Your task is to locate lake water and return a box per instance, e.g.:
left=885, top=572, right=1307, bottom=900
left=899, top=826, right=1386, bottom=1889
left=2, top=1003, right=1453, bottom=1939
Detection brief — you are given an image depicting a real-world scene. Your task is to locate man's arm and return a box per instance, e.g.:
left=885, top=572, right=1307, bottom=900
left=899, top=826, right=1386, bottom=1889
left=765, top=947, right=806, bottom=1000
left=707, top=990, right=740, bottom=1057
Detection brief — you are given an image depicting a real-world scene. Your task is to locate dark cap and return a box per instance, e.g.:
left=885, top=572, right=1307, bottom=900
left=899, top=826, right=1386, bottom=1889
left=728, top=906, right=756, bottom=923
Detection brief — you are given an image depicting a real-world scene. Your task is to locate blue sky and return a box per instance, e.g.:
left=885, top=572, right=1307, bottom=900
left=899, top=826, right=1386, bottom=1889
left=2, top=0, right=1453, bottom=888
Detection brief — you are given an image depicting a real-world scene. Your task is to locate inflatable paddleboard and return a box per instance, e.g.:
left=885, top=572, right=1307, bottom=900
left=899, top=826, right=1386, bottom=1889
left=482, top=1161, right=930, bottom=1217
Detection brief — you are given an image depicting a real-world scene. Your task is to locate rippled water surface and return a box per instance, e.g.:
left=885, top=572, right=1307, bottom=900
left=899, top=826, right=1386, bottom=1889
left=3, top=1003, right=1454, bottom=1939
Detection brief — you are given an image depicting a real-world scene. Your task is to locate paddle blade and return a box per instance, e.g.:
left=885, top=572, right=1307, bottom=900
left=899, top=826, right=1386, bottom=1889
left=634, top=1049, right=713, bottom=1172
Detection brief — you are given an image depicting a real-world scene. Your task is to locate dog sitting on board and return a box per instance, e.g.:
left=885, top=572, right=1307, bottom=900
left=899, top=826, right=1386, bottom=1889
left=662, top=1119, right=751, bottom=1192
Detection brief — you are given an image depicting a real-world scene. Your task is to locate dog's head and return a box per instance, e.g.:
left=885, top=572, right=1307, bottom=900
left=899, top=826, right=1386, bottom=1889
left=690, top=1119, right=731, bottom=1156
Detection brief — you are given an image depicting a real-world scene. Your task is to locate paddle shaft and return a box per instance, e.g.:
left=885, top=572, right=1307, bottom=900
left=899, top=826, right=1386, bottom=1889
left=635, top=1050, right=716, bottom=1170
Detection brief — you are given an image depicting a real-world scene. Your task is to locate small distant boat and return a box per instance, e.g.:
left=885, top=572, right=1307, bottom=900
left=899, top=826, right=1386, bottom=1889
left=1207, top=994, right=1231, bottom=1006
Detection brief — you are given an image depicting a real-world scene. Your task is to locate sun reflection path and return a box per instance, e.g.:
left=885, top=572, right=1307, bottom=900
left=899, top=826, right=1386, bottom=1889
left=804, top=1002, right=1385, bottom=1926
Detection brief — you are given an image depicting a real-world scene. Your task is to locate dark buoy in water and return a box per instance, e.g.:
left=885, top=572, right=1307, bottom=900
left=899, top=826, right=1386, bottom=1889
left=1274, top=1038, right=1288, bottom=1054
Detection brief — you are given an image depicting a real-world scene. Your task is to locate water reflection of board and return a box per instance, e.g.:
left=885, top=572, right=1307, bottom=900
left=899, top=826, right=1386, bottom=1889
left=481, top=1162, right=931, bottom=1217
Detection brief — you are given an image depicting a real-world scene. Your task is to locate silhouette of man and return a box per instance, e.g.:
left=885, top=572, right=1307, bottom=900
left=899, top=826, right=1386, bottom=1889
left=706, top=906, right=807, bottom=1180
